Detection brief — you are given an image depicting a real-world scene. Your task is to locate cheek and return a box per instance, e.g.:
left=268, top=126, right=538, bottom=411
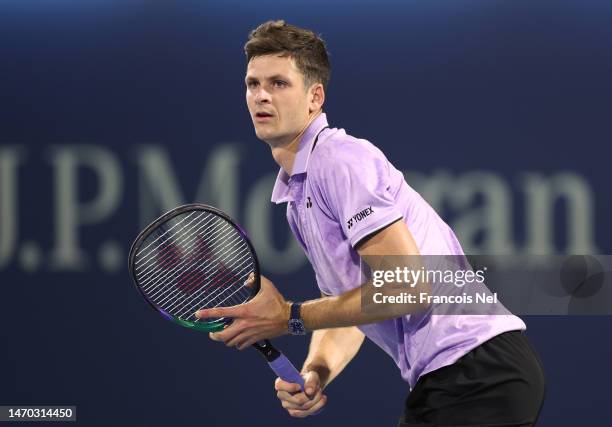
left=279, top=96, right=300, bottom=116
left=246, top=90, right=259, bottom=106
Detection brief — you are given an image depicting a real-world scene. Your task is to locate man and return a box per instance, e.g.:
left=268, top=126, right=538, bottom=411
left=196, top=20, right=546, bottom=426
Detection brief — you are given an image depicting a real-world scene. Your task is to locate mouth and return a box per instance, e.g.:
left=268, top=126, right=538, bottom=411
left=255, top=111, right=274, bottom=122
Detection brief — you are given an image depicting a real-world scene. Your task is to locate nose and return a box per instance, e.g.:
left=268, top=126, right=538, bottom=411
left=254, top=87, right=271, bottom=105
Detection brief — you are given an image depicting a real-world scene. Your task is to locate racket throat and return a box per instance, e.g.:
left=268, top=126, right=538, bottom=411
left=252, top=339, right=281, bottom=362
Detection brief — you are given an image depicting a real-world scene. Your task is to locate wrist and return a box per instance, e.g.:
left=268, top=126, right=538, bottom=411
left=283, top=301, right=292, bottom=323
left=288, top=302, right=307, bottom=335
left=277, top=301, right=291, bottom=336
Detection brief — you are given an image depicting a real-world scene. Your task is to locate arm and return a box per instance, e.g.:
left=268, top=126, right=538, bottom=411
left=301, top=324, right=365, bottom=389
left=301, top=219, right=429, bottom=331
left=274, top=313, right=364, bottom=418
left=271, top=220, right=417, bottom=418
left=195, top=219, right=429, bottom=348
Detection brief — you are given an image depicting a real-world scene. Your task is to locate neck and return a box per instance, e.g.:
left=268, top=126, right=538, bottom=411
left=270, top=110, right=322, bottom=176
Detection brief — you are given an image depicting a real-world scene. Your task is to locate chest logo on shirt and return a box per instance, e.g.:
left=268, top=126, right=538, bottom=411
left=346, top=206, right=374, bottom=229
left=306, top=197, right=313, bottom=208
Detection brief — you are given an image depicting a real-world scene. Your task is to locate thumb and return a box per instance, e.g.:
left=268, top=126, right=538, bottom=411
left=303, top=371, right=320, bottom=398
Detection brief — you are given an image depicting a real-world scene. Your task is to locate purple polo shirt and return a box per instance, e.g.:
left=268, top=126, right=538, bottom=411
left=271, top=113, right=526, bottom=389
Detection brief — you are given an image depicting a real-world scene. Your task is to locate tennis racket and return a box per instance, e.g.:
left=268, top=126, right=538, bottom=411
left=128, top=203, right=307, bottom=391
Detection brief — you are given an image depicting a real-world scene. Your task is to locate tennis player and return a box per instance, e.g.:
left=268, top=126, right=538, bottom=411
left=196, top=20, right=546, bottom=426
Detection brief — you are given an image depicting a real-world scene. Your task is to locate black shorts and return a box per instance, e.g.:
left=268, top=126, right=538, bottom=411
left=399, top=330, right=546, bottom=427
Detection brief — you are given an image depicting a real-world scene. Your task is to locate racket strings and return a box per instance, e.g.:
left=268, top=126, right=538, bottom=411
left=143, top=222, right=244, bottom=302
left=172, top=257, right=254, bottom=320
left=137, top=214, right=223, bottom=286
left=153, top=237, right=252, bottom=315
left=137, top=213, right=237, bottom=295
left=168, top=250, right=254, bottom=319
left=135, top=211, right=201, bottom=266
left=139, top=220, right=235, bottom=294
left=140, top=233, right=253, bottom=318
left=134, top=210, right=256, bottom=321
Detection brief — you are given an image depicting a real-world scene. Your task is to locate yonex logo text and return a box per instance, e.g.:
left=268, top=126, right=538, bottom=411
left=347, top=206, right=374, bottom=229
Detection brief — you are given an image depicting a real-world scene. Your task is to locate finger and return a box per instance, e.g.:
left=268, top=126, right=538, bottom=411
left=281, top=399, right=306, bottom=410
left=303, top=372, right=320, bottom=398
left=281, top=393, right=322, bottom=411
left=214, top=321, right=246, bottom=345
left=275, top=378, right=302, bottom=393
left=276, top=390, right=296, bottom=405
left=287, top=395, right=327, bottom=418
left=281, top=391, right=323, bottom=410
left=194, top=305, right=244, bottom=320
left=209, top=332, right=223, bottom=342
left=227, top=330, right=256, bottom=349
left=297, top=390, right=324, bottom=410
left=277, top=391, right=310, bottom=406
left=236, top=333, right=266, bottom=350
left=244, top=272, right=256, bottom=288
left=235, top=332, right=258, bottom=350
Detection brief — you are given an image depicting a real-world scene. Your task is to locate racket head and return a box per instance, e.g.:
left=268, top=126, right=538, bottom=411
left=128, top=204, right=261, bottom=333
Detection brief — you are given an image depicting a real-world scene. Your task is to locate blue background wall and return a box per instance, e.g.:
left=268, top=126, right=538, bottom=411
left=1, top=1, right=611, bottom=425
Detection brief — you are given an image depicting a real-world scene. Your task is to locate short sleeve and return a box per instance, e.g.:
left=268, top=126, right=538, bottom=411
left=311, top=141, right=403, bottom=248
left=315, top=273, right=333, bottom=296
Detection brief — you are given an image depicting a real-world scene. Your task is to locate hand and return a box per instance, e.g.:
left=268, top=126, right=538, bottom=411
left=194, top=274, right=291, bottom=350
left=275, top=370, right=327, bottom=418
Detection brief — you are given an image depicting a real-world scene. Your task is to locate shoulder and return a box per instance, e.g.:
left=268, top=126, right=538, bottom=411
left=309, top=128, right=388, bottom=180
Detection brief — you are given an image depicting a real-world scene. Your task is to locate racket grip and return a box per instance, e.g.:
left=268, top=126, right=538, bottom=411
left=268, top=353, right=305, bottom=388
left=268, top=353, right=323, bottom=416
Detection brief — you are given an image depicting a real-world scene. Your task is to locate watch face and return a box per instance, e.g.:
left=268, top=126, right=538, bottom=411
left=289, top=319, right=306, bottom=335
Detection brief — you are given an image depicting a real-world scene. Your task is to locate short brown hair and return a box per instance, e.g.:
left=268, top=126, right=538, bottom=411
left=244, top=20, right=331, bottom=90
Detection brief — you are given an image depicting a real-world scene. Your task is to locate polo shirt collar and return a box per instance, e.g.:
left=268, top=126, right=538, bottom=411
left=271, top=113, right=329, bottom=204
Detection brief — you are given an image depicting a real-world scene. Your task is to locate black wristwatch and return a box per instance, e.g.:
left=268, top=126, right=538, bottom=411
left=288, top=302, right=306, bottom=336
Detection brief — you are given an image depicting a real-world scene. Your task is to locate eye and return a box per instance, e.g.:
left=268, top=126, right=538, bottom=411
left=273, top=80, right=287, bottom=88
left=247, top=81, right=259, bottom=88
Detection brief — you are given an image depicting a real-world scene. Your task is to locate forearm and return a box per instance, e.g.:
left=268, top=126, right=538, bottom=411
left=301, top=279, right=428, bottom=331
left=302, top=326, right=365, bottom=389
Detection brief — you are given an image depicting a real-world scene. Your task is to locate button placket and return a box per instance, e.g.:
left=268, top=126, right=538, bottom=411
left=291, top=179, right=310, bottom=250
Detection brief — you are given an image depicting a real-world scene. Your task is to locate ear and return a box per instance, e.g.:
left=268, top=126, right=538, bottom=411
left=308, top=83, right=325, bottom=113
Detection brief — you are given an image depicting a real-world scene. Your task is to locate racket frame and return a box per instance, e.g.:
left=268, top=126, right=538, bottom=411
left=128, top=203, right=261, bottom=333
left=128, top=203, right=322, bottom=409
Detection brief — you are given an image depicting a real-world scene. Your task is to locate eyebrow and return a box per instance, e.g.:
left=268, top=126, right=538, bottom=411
left=245, top=74, right=291, bottom=84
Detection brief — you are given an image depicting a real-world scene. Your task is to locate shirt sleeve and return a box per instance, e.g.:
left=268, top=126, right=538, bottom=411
left=311, top=141, right=403, bottom=248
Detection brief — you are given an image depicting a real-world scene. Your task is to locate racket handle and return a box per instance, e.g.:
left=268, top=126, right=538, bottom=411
left=268, top=353, right=323, bottom=416
left=268, top=353, right=305, bottom=387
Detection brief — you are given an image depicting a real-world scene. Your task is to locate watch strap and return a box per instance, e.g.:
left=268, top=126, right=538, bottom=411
left=290, top=302, right=302, bottom=321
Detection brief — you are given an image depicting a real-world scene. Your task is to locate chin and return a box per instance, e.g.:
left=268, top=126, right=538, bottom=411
left=255, top=128, right=279, bottom=143
left=254, top=128, right=269, bottom=140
